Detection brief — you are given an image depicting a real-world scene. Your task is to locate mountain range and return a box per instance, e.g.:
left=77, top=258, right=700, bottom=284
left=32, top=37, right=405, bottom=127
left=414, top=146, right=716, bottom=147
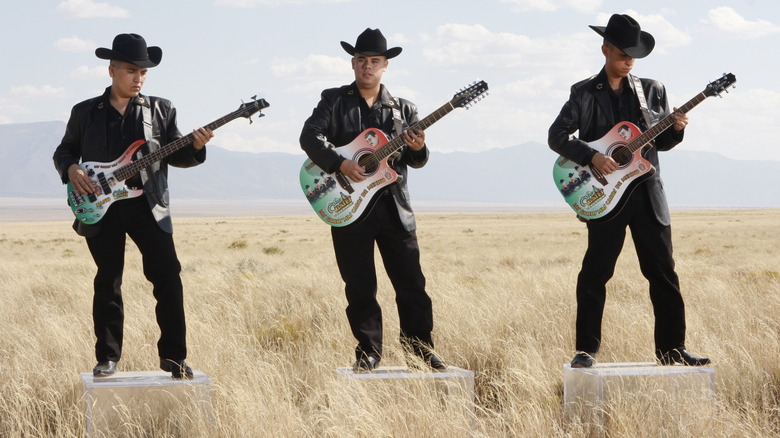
left=2, top=121, right=777, bottom=213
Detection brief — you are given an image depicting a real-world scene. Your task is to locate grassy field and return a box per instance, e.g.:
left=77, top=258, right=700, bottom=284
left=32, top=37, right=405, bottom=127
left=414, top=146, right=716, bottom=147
left=0, top=209, right=779, bottom=437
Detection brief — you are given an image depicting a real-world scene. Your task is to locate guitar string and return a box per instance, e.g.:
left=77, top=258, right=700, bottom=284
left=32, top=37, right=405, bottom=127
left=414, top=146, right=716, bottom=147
left=355, top=98, right=473, bottom=169
left=610, top=78, right=732, bottom=164
left=356, top=85, right=486, bottom=169
left=114, top=101, right=264, bottom=180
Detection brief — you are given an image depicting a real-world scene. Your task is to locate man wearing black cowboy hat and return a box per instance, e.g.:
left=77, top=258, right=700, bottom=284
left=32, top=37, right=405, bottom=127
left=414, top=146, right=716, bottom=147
left=53, top=33, right=214, bottom=379
left=548, top=14, right=710, bottom=368
left=300, top=28, right=445, bottom=372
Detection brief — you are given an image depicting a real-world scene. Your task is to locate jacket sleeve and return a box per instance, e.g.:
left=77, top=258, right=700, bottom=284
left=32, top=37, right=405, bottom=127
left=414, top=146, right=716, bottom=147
left=158, top=100, right=206, bottom=168
left=300, top=90, right=345, bottom=174
left=52, top=104, right=85, bottom=184
left=647, top=81, right=685, bottom=152
left=398, top=99, right=428, bottom=169
left=548, top=85, right=598, bottom=166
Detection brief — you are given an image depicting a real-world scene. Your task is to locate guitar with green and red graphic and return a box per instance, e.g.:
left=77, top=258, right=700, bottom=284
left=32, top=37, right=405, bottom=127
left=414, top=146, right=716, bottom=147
left=552, top=73, right=736, bottom=222
left=66, top=96, right=269, bottom=224
left=300, top=80, right=488, bottom=227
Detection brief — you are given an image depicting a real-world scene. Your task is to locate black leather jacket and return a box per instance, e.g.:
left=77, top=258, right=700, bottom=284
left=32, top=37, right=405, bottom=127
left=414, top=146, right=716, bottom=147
left=53, top=87, right=206, bottom=236
left=300, top=82, right=429, bottom=231
left=548, top=69, right=684, bottom=225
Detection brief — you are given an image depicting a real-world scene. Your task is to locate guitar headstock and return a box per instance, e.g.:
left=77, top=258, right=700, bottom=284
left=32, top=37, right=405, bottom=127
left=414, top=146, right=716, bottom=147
left=451, top=80, right=489, bottom=109
left=704, top=73, right=736, bottom=98
left=238, top=95, right=270, bottom=123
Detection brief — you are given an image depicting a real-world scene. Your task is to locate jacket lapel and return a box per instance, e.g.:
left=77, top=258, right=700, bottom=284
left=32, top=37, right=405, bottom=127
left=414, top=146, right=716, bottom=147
left=593, top=70, right=615, bottom=127
left=345, top=83, right=361, bottom=130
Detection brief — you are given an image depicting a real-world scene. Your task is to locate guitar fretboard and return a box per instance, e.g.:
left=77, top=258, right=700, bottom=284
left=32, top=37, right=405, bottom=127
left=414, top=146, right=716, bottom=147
left=627, top=92, right=708, bottom=153
left=113, top=100, right=267, bottom=181
left=360, top=101, right=456, bottom=166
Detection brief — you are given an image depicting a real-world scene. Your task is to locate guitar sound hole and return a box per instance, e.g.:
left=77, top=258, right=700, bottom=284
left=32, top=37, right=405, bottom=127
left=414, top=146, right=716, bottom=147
left=610, top=146, right=633, bottom=167
left=357, top=155, right=379, bottom=175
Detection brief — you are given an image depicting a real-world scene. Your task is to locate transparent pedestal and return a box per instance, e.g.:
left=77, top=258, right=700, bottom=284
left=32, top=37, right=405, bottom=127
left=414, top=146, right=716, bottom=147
left=81, top=370, right=213, bottom=437
left=563, top=362, right=716, bottom=436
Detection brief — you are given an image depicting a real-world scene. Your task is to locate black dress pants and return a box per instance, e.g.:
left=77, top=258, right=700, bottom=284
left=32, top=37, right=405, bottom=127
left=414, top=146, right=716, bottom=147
left=85, top=196, right=186, bottom=362
left=575, top=186, right=686, bottom=353
left=331, top=195, right=433, bottom=360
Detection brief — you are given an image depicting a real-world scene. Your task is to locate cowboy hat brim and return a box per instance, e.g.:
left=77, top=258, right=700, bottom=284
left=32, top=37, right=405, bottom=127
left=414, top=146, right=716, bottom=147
left=589, top=25, right=655, bottom=59
left=340, top=41, right=402, bottom=59
left=95, top=46, right=162, bottom=68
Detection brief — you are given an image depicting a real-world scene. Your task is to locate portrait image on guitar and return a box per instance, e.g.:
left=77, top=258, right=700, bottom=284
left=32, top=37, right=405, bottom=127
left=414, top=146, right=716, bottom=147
left=553, top=73, right=736, bottom=222
left=66, top=96, right=269, bottom=224
left=301, top=80, right=488, bottom=227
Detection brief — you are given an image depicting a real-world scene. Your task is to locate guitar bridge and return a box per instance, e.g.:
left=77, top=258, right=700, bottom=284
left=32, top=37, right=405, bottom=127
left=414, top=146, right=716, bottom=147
left=335, top=172, right=354, bottom=194
left=590, top=167, right=609, bottom=186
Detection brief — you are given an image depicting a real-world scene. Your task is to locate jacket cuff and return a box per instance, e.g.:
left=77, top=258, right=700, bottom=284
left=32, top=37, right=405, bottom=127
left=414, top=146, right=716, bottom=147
left=583, top=149, right=598, bottom=166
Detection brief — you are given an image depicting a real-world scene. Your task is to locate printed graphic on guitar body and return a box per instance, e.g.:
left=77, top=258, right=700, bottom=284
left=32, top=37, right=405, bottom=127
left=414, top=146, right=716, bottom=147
left=553, top=122, right=653, bottom=221
left=300, top=128, right=397, bottom=227
left=67, top=140, right=146, bottom=224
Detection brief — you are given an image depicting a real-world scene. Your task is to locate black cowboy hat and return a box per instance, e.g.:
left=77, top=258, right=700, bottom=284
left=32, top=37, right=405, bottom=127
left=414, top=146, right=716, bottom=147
left=95, top=33, right=162, bottom=67
left=590, top=14, right=655, bottom=59
left=340, top=28, right=402, bottom=59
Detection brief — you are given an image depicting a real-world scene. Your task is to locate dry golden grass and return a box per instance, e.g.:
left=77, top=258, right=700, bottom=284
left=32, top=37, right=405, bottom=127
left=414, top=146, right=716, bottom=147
left=1, top=209, right=779, bottom=437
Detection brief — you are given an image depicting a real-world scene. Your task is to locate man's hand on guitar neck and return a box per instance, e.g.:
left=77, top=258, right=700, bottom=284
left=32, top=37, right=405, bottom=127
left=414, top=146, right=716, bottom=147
left=68, top=164, right=96, bottom=194
left=339, top=159, right=366, bottom=182
left=591, top=152, right=618, bottom=175
left=671, top=107, right=688, bottom=131
left=402, top=128, right=425, bottom=151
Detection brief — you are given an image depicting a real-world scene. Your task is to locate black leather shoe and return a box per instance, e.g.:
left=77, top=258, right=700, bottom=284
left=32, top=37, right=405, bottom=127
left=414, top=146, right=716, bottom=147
left=425, top=353, right=447, bottom=371
left=93, top=360, right=117, bottom=377
left=160, top=358, right=194, bottom=379
left=352, top=356, right=380, bottom=372
left=656, top=349, right=710, bottom=366
left=570, top=352, right=596, bottom=368
left=405, top=350, right=448, bottom=371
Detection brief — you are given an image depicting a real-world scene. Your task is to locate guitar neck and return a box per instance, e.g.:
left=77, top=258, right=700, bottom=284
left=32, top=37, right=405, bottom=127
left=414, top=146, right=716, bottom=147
left=628, top=91, right=709, bottom=153
left=372, top=101, right=456, bottom=162
left=114, top=108, right=245, bottom=181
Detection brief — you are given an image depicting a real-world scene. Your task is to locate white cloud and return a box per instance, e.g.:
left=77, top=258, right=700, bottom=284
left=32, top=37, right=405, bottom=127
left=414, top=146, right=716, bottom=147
left=270, top=55, right=350, bottom=78
left=499, top=0, right=602, bottom=14
left=504, top=75, right=556, bottom=98
left=214, top=0, right=350, bottom=7
left=56, top=0, right=130, bottom=18
left=10, top=85, right=69, bottom=99
left=421, top=23, right=593, bottom=74
left=53, top=36, right=96, bottom=53
left=701, top=6, right=780, bottom=40
left=216, top=131, right=292, bottom=153
left=681, top=87, right=779, bottom=160
left=70, top=65, right=108, bottom=79
left=421, top=24, right=532, bottom=68
left=0, top=98, right=19, bottom=122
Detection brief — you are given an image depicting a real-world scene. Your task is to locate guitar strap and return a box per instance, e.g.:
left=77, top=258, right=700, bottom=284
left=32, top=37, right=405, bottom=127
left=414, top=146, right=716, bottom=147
left=139, top=99, right=154, bottom=184
left=388, top=96, right=405, bottom=164
left=630, top=74, right=654, bottom=130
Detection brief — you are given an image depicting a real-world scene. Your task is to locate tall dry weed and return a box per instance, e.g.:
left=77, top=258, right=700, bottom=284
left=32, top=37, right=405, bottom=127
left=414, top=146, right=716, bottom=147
left=0, top=210, right=778, bottom=437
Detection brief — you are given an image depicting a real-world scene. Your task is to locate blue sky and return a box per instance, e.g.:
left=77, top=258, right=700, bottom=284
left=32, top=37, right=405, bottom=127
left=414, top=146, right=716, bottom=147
left=2, top=0, right=778, bottom=161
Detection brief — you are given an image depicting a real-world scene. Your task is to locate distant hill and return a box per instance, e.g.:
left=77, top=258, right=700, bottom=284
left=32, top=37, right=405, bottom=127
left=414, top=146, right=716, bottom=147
left=1, top=121, right=778, bottom=209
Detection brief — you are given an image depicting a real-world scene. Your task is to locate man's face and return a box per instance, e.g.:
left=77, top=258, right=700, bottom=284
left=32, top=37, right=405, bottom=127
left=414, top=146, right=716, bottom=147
left=109, top=61, right=147, bottom=99
left=603, top=44, right=634, bottom=79
left=352, top=53, right=387, bottom=89
left=365, top=132, right=378, bottom=146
